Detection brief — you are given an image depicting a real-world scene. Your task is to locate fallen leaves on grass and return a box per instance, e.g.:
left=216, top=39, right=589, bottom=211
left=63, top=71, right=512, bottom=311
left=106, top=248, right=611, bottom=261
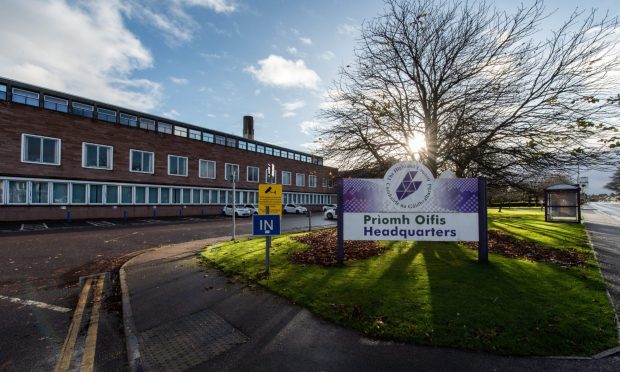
left=467, top=230, right=589, bottom=267
left=289, top=229, right=385, bottom=266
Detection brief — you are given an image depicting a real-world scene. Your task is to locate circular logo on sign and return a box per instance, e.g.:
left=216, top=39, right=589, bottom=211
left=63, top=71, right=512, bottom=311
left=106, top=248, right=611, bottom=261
left=384, top=161, right=434, bottom=209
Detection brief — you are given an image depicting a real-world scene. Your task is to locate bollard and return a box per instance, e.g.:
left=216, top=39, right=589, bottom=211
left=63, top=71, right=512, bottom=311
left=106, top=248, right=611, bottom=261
left=66, top=210, right=71, bottom=224
left=153, top=208, right=157, bottom=219
left=123, top=210, right=128, bottom=221
left=308, top=210, right=312, bottom=231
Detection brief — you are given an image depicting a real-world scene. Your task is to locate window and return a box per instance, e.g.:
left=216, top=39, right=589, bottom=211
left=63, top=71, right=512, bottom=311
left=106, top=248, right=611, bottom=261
left=0, top=84, right=6, bottom=100
left=296, top=173, right=305, bottom=187
left=121, top=186, right=133, bottom=204
left=130, top=150, right=154, bottom=173
left=140, top=118, right=156, bottom=131
left=31, top=182, right=49, bottom=204
left=148, top=187, right=158, bottom=204
left=273, top=149, right=280, bottom=157
left=295, top=154, right=301, bottom=161
left=247, top=166, right=259, bottom=183
left=72, top=184, right=86, bottom=204
left=301, top=155, right=306, bottom=162
left=12, top=88, right=39, bottom=106
left=120, top=113, right=138, bottom=127
left=192, top=189, right=200, bottom=204
left=257, top=145, right=264, bottom=154
left=322, top=178, right=328, bottom=188
left=225, top=163, right=240, bottom=182
left=202, top=133, right=214, bottom=143
left=22, top=134, right=61, bottom=165
left=160, top=188, right=170, bottom=204
left=309, top=175, right=317, bottom=188
left=72, top=102, right=94, bottom=118
left=97, top=108, right=116, bottom=123
left=266, top=147, right=273, bottom=155
left=202, top=190, right=210, bottom=204
left=158, top=122, right=173, bottom=134
left=281, top=150, right=288, bottom=158
left=189, top=129, right=201, bottom=140
left=265, top=169, right=277, bottom=184
left=174, top=126, right=187, bottom=137
left=44, top=95, right=68, bottom=112
left=106, top=185, right=118, bottom=204
left=0, top=180, right=3, bottom=204
left=52, top=183, right=68, bottom=204
left=247, top=143, right=256, bottom=152
left=8, top=181, right=27, bottom=204
left=282, top=171, right=292, bottom=185
left=135, top=187, right=146, bottom=204
left=238, top=141, right=247, bottom=150
left=172, top=189, right=182, bottom=204
left=182, top=189, right=190, bottom=204
left=199, top=160, right=216, bottom=179
left=328, top=179, right=333, bottom=188
left=89, top=185, right=103, bottom=204
left=83, top=143, right=113, bottom=170
left=215, top=135, right=226, bottom=145
left=226, top=138, right=236, bottom=148
left=289, top=152, right=295, bottom=160
left=168, top=155, right=188, bottom=177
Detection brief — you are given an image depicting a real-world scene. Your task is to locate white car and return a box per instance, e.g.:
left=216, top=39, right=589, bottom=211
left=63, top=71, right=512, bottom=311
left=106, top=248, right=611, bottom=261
left=244, top=204, right=259, bottom=214
left=283, top=203, right=307, bottom=214
left=222, top=205, right=252, bottom=217
left=324, top=208, right=337, bottom=220
left=322, top=204, right=337, bottom=211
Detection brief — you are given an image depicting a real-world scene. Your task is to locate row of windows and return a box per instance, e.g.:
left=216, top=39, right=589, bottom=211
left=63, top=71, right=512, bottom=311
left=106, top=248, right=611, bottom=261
left=2, top=84, right=323, bottom=166
left=21, top=133, right=330, bottom=187
left=0, top=178, right=336, bottom=206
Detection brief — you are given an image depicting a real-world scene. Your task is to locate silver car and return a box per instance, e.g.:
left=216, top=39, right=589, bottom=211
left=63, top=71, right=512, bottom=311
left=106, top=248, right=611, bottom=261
left=222, top=205, right=252, bottom=217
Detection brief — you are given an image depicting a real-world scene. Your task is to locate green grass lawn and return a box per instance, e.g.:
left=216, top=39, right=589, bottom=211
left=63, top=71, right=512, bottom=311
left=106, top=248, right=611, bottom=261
left=201, top=208, right=618, bottom=356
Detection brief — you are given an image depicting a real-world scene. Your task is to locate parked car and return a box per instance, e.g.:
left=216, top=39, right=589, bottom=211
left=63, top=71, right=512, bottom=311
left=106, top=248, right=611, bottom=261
left=324, top=207, right=337, bottom=220
left=283, top=203, right=307, bottom=214
left=222, top=205, right=252, bottom=217
left=322, top=204, right=337, bottom=211
left=244, top=204, right=259, bottom=214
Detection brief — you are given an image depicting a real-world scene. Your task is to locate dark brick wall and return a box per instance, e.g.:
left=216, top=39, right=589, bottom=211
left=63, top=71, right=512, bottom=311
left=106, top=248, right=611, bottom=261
left=0, top=102, right=338, bottom=192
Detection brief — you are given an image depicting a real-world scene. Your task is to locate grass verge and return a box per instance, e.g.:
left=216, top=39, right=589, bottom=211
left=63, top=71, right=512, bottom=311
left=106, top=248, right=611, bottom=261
left=201, top=208, right=617, bottom=356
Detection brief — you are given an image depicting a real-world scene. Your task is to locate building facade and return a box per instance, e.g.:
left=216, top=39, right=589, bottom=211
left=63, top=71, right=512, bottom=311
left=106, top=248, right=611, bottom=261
left=0, top=77, right=337, bottom=222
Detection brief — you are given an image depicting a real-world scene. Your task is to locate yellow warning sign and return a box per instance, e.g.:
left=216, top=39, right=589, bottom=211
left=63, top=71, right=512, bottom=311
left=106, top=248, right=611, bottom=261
left=258, top=184, right=282, bottom=215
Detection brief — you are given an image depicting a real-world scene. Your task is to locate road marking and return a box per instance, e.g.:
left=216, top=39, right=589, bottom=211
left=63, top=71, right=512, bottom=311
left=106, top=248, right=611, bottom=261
left=0, top=295, right=71, bottom=313
left=86, top=220, right=116, bottom=227
left=81, top=274, right=104, bottom=372
left=20, top=223, right=49, bottom=231
left=54, top=278, right=93, bottom=372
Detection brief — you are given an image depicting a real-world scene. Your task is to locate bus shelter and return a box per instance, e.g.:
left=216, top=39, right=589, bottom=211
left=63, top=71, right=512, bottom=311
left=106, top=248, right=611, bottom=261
left=544, top=184, right=581, bottom=223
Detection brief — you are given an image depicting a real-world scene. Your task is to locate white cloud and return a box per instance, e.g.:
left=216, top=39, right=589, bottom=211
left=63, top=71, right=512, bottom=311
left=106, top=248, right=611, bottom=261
left=244, top=55, right=320, bottom=90
left=207, top=113, right=216, bottom=118
left=249, top=112, right=265, bottom=119
left=319, top=51, right=335, bottom=61
left=287, top=47, right=298, bottom=55
left=299, top=120, right=325, bottom=135
left=299, top=36, right=312, bottom=45
left=163, top=109, right=180, bottom=119
left=127, top=0, right=236, bottom=45
left=254, top=89, right=261, bottom=96
left=0, top=0, right=160, bottom=112
left=337, top=23, right=358, bottom=36
left=282, top=112, right=296, bottom=118
left=281, top=99, right=306, bottom=111
left=181, top=0, right=236, bottom=13
left=170, top=77, right=189, bottom=85
left=299, top=142, right=320, bottom=152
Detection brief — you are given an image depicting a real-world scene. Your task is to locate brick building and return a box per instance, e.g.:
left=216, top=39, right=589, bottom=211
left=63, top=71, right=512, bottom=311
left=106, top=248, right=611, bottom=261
left=0, top=77, right=337, bottom=222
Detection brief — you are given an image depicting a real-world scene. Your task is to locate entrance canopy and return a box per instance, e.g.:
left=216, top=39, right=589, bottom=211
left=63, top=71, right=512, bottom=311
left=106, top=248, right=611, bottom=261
left=544, top=184, right=581, bottom=223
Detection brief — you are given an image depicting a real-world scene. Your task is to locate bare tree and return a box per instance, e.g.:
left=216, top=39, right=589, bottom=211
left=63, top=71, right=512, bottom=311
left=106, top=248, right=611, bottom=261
left=605, top=167, right=620, bottom=194
left=318, top=0, right=620, bottom=184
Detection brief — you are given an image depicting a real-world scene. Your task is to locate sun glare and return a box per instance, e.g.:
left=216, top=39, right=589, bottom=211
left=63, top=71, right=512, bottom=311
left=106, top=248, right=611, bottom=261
left=408, top=134, right=426, bottom=155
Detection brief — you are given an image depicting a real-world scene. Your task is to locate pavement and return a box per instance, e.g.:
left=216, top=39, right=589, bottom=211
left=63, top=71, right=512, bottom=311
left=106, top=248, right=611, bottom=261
left=120, top=213, right=620, bottom=372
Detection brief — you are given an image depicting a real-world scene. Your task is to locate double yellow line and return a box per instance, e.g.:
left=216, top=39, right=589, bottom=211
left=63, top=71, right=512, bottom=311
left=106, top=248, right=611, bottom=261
left=54, top=273, right=105, bottom=372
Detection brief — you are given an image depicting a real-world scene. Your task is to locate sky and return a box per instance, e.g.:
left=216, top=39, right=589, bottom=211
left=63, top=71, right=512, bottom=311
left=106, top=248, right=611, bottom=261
left=0, top=0, right=618, bottom=193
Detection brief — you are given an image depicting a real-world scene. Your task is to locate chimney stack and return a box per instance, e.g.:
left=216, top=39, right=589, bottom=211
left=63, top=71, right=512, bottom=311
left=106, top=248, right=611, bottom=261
left=243, top=115, right=254, bottom=140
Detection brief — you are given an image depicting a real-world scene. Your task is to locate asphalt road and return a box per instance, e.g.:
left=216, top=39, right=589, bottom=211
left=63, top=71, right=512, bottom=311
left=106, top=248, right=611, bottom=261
left=0, top=214, right=335, bottom=371
left=589, top=202, right=620, bottom=221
